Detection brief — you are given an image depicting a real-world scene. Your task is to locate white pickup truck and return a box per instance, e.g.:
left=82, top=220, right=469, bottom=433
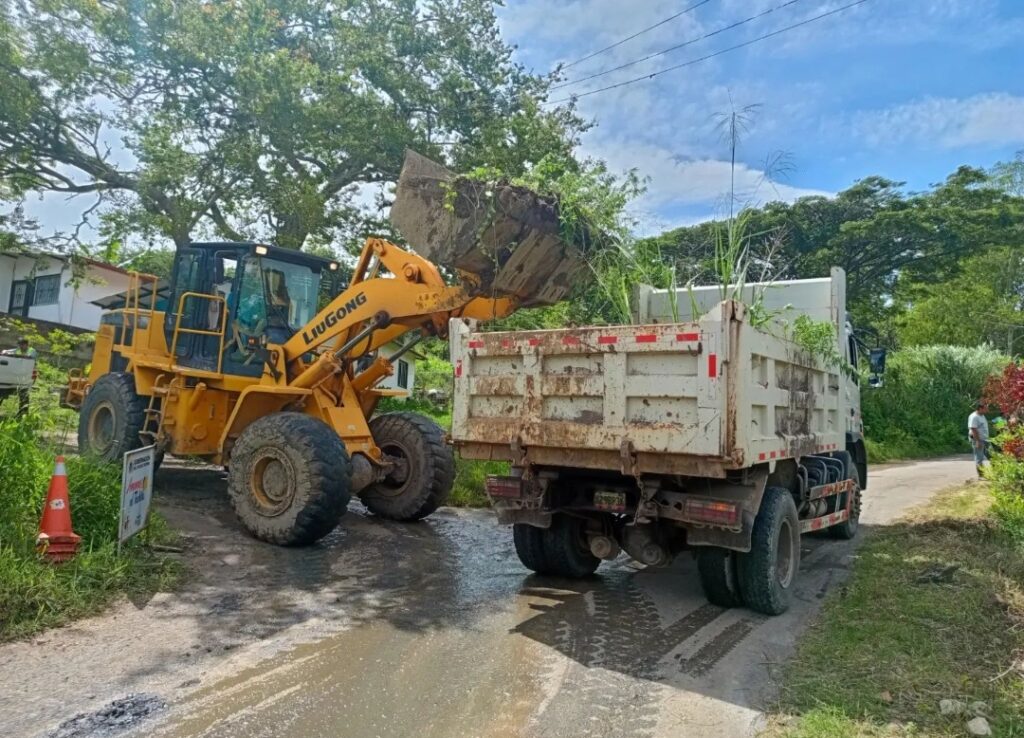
left=0, top=353, right=36, bottom=404
left=450, top=269, right=872, bottom=615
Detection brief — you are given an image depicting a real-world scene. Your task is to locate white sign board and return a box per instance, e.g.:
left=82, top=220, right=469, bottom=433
left=119, top=445, right=156, bottom=551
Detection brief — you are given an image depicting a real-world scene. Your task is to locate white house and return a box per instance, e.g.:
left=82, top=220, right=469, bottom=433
left=360, top=340, right=420, bottom=397
left=0, top=252, right=131, bottom=331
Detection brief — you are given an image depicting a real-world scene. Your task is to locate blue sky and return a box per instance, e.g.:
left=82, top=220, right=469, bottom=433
left=20, top=0, right=1024, bottom=242
left=497, top=0, right=1024, bottom=232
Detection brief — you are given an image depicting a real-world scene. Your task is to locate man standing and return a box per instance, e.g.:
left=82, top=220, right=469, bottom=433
left=3, top=337, right=37, bottom=416
left=968, top=400, right=990, bottom=478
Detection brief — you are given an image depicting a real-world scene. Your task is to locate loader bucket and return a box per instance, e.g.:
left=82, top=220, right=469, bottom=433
left=390, top=150, right=586, bottom=306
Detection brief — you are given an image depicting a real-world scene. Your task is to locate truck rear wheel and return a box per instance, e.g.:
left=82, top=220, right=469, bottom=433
left=228, top=413, right=352, bottom=546
left=738, top=487, right=801, bottom=615
left=696, top=547, right=744, bottom=608
left=513, top=523, right=552, bottom=574
left=513, top=515, right=600, bottom=578
left=361, top=412, right=455, bottom=521
left=78, top=373, right=145, bottom=462
left=829, top=458, right=861, bottom=540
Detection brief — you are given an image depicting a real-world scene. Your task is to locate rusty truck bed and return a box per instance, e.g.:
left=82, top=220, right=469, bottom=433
left=449, top=300, right=846, bottom=478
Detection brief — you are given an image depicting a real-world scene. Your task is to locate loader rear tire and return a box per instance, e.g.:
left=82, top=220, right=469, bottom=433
left=360, top=412, right=455, bottom=521
left=228, top=413, right=352, bottom=546
left=738, top=487, right=801, bottom=616
left=696, top=547, right=744, bottom=608
left=78, top=373, right=145, bottom=462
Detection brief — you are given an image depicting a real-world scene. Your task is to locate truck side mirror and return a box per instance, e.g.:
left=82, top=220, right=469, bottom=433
left=869, top=348, right=887, bottom=375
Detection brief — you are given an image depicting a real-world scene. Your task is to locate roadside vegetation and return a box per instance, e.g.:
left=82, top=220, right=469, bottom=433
left=771, top=361, right=1024, bottom=737
left=0, top=418, right=180, bottom=641
left=861, top=345, right=1008, bottom=462
left=770, top=482, right=1024, bottom=738
left=0, top=321, right=179, bottom=641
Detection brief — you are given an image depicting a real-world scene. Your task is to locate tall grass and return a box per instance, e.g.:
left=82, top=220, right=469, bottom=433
left=861, top=345, right=1007, bottom=461
left=0, top=418, right=178, bottom=640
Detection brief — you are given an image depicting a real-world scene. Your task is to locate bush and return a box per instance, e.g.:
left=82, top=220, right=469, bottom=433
left=0, top=418, right=178, bottom=640
left=987, top=428, right=1024, bottom=544
left=861, top=345, right=1007, bottom=461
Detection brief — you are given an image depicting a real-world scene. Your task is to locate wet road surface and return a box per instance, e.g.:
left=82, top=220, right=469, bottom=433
left=1, top=457, right=974, bottom=738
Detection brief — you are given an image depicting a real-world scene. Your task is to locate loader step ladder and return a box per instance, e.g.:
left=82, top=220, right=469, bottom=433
left=140, top=373, right=175, bottom=446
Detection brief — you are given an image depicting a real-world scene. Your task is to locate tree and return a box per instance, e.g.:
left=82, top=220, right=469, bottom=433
left=0, top=0, right=587, bottom=251
left=899, top=247, right=1024, bottom=353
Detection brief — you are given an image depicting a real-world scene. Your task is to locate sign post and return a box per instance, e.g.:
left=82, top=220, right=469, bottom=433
left=119, top=445, right=156, bottom=554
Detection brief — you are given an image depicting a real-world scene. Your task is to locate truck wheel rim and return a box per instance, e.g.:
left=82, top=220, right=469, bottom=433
left=776, top=519, right=795, bottom=588
left=87, top=401, right=116, bottom=455
left=250, top=450, right=296, bottom=516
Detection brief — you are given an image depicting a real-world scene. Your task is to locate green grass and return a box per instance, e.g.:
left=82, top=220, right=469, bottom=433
left=769, top=483, right=1024, bottom=738
left=0, top=418, right=180, bottom=641
left=861, top=345, right=1007, bottom=464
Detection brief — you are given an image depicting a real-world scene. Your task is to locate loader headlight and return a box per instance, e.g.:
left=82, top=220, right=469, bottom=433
left=255, top=245, right=269, bottom=255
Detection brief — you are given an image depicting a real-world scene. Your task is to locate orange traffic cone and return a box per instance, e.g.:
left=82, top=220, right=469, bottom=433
left=36, top=456, right=81, bottom=563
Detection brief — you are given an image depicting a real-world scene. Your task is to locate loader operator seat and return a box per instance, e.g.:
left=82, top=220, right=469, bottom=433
left=263, top=268, right=294, bottom=345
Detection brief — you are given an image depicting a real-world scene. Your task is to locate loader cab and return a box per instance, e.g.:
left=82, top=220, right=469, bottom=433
left=165, top=242, right=342, bottom=376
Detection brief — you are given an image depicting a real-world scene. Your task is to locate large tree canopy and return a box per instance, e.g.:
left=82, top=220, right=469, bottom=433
left=0, top=0, right=587, bottom=250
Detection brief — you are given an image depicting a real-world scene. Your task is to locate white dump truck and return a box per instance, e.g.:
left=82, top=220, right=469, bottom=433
left=450, top=269, right=873, bottom=615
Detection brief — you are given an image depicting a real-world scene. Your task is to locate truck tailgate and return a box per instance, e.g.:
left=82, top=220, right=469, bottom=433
left=0, top=354, right=34, bottom=388
left=451, top=312, right=728, bottom=471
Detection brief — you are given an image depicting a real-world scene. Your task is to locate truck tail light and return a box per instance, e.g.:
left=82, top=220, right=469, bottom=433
left=683, top=498, right=740, bottom=527
left=485, top=476, right=523, bottom=499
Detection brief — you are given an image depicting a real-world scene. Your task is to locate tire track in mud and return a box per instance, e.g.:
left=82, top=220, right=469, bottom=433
left=675, top=616, right=768, bottom=678
left=517, top=571, right=763, bottom=738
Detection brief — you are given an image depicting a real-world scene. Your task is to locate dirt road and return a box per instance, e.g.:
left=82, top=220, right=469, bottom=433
left=1, top=456, right=974, bottom=738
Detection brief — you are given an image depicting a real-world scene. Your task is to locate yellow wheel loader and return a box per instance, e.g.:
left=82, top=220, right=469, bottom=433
left=64, top=152, right=585, bottom=545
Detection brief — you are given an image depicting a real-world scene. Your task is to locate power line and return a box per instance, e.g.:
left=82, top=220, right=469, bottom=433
left=552, top=0, right=808, bottom=91
left=560, top=0, right=715, bottom=70
left=547, top=0, right=871, bottom=105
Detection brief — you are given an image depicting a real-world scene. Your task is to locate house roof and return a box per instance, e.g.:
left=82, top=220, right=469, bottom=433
left=0, top=249, right=131, bottom=276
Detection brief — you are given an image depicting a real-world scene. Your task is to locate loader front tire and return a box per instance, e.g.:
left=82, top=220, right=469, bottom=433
left=78, top=373, right=145, bottom=462
left=228, top=413, right=352, bottom=546
left=360, top=412, right=455, bottom=521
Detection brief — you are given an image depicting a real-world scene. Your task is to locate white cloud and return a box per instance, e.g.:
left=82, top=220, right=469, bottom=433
left=854, top=93, right=1024, bottom=149
left=595, top=141, right=832, bottom=214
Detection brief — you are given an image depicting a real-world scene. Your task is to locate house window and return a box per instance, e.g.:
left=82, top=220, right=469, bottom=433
left=33, top=274, right=61, bottom=306
left=397, top=359, right=410, bottom=389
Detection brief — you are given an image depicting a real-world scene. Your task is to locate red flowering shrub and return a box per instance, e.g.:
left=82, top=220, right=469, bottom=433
left=985, top=361, right=1024, bottom=418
